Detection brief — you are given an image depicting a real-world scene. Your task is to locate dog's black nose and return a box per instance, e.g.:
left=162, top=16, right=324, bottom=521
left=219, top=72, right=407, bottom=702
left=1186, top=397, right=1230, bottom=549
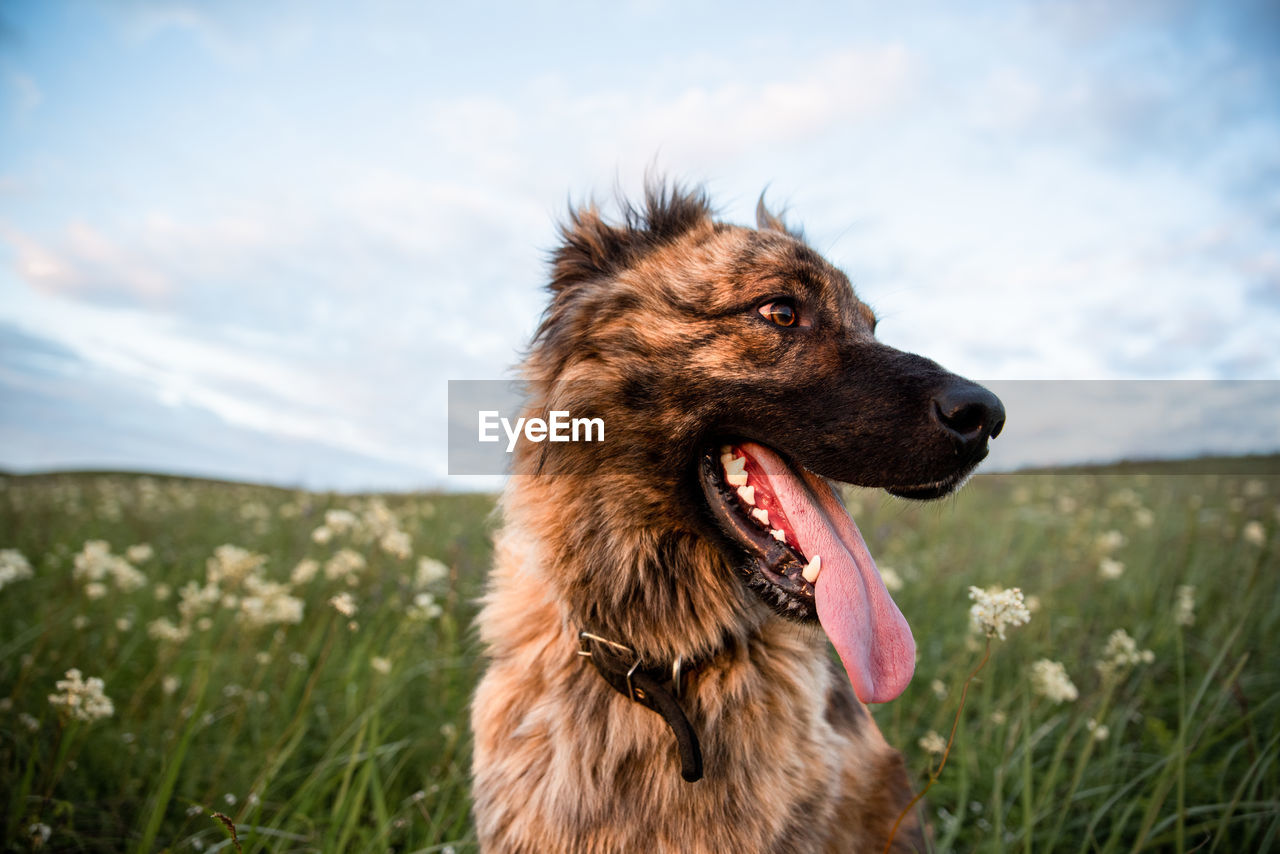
left=932, top=382, right=1006, bottom=448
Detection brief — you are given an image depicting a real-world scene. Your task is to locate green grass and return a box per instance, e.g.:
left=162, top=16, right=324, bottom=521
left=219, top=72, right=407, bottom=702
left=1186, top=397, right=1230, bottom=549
left=0, top=464, right=1277, bottom=851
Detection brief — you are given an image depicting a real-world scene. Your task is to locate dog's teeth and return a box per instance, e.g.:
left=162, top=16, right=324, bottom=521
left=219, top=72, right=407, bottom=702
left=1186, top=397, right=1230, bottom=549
left=724, top=456, right=747, bottom=476
left=751, top=508, right=770, bottom=526
left=736, top=485, right=756, bottom=505
left=726, top=472, right=748, bottom=487
left=802, top=554, right=823, bottom=583
left=770, top=528, right=786, bottom=542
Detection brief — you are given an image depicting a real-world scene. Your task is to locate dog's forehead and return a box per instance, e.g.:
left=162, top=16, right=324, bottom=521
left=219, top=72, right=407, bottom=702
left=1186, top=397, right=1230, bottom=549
left=704, top=226, right=870, bottom=316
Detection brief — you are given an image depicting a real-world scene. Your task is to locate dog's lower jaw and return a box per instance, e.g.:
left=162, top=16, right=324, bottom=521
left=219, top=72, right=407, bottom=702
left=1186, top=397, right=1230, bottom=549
left=471, top=509, right=925, bottom=854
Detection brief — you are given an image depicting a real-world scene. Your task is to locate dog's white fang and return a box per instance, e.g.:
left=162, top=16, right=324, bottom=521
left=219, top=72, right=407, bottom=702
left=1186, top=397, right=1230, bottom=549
left=736, top=485, right=756, bottom=505
left=751, top=508, right=770, bottom=526
left=726, top=472, right=748, bottom=487
left=802, top=554, right=823, bottom=583
left=724, top=456, right=747, bottom=476
left=770, top=528, right=786, bottom=543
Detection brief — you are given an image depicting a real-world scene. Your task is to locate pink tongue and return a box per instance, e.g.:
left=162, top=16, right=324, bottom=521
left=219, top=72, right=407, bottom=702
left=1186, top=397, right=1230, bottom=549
left=740, top=442, right=915, bottom=703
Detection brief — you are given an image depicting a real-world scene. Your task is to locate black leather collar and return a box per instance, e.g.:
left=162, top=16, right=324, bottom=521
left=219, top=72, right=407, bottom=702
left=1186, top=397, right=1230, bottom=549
left=577, top=630, right=704, bottom=782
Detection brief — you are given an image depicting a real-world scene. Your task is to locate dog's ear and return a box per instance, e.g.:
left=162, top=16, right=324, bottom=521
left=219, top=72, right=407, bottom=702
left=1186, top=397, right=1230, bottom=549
left=756, top=193, right=797, bottom=236
left=550, top=204, right=632, bottom=294
left=551, top=182, right=712, bottom=293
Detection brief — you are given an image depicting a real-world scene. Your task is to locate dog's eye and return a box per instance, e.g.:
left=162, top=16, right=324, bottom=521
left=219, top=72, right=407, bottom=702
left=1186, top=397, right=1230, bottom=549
left=758, top=299, right=799, bottom=328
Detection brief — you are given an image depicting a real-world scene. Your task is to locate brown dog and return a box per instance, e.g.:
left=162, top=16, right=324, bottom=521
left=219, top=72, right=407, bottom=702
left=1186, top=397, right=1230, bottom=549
left=470, top=183, right=1004, bottom=852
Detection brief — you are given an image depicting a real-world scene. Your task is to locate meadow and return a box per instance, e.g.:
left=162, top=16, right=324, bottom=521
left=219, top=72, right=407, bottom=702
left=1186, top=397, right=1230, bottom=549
left=0, top=463, right=1276, bottom=852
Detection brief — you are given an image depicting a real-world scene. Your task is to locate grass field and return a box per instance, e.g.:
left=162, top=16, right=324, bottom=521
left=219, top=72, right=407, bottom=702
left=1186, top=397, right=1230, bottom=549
left=1, top=463, right=1276, bottom=852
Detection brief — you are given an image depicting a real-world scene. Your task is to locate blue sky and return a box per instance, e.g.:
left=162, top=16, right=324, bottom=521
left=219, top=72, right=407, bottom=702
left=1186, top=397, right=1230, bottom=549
left=2, top=0, right=1278, bottom=490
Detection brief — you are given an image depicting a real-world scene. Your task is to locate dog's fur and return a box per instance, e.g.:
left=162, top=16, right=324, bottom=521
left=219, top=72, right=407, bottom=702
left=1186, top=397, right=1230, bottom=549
left=471, top=183, right=1002, bottom=852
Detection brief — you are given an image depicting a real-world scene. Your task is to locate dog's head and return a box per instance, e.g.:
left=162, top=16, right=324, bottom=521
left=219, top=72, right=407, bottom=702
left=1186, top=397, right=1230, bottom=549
left=518, top=182, right=1004, bottom=702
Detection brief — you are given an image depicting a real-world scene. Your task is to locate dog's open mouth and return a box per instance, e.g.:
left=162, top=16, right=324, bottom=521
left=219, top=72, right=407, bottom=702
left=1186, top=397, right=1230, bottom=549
left=700, top=441, right=916, bottom=704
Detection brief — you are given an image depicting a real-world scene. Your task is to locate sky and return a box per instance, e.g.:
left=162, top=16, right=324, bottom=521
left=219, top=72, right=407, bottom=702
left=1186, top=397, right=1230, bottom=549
left=1, top=0, right=1278, bottom=491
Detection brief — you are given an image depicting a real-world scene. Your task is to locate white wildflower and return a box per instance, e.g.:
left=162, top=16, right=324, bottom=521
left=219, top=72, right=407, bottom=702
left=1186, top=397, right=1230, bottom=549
left=415, top=557, right=449, bottom=588
left=1242, top=520, right=1266, bottom=547
left=19, top=712, right=40, bottom=732
left=379, top=528, right=412, bottom=560
left=72, top=614, right=90, bottom=629
left=73, top=540, right=146, bottom=592
left=239, top=502, right=270, bottom=523
left=311, top=525, right=333, bottom=545
left=1086, top=718, right=1110, bottom=741
left=407, top=591, right=443, bottom=621
left=177, top=580, right=220, bottom=621
left=114, top=617, right=132, bottom=632
left=237, top=577, right=304, bottom=628
left=148, top=617, right=191, bottom=644
left=153, top=583, right=172, bottom=601
left=48, top=668, right=114, bottom=723
left=1174, top=585, right=1196, bottom=627
left=930, top=678, right=947, bottom=699
left=324, top=549, right=366, bottom=584
left=989, top=710, right=1007, bottom=726
left=371, top=656, right=392, bottom=675
left=1096, top=628, right=1155, bottom=677
left=361, top=498, right=399, bottom=539
left=918, top=730, right=947, bottom=755
left=290, top=558, right=319, bottom=585
left=162, top=675, right=181, bottom=696
left=329, top=592, right=357, bottom=617
left=205, top=545, right=266, bottom=586
left=1098, top=558, right=1125, bottom=580
left=28, top=823, right=51, bottom=847
left=878, top=566, right=904, bottom=593
left=1243, top=479, right=1266, bottom=498
left=324, top=508, right=358, bottom=534
left=1096, top=530, right=1127, bottom=553
left=1134, top=508, right=1155, bottom=528
left=1108, top=488, right=1140, bottom=508
left=125, top=543, right=154, bottom=563
left=1030, top=659, right=1078, bottom=704
left=84, top=582, right=108, bottom=600
left=73, top=540, right=112, bottom=582
left=968, top=585, right=1031, bottom=640
left=0, top=548, right=34, bottom=591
